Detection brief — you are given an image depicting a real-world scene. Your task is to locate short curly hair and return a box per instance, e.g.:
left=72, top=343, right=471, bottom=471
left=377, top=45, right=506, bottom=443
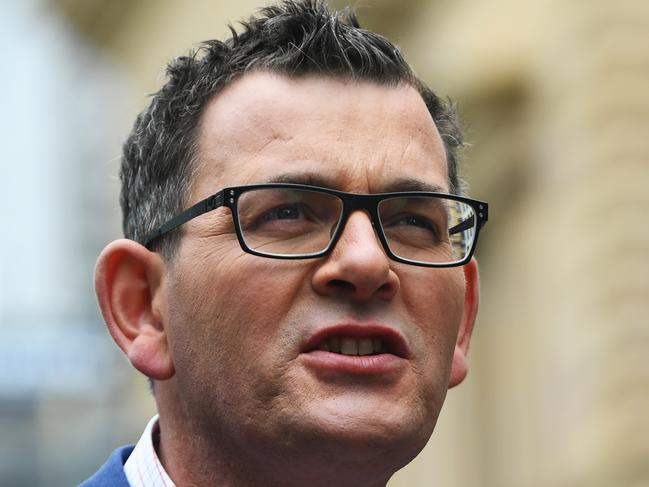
left=120, top=0, right=464, bottom=259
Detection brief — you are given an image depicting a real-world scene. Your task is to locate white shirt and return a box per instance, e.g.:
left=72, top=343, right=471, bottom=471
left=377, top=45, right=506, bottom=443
left=123, top=415, right=176, bottom=487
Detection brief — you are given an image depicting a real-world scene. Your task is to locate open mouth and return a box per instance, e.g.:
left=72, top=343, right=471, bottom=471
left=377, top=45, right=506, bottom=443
left=300, top=324, right=410, bottom=376
left=315, top=336, right=389, bottom=356
left=302, top=324, right=409, bottom=359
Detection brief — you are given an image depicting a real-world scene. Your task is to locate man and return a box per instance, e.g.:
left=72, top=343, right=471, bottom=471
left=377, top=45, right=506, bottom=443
left=83, top=0, right=488, bottom=485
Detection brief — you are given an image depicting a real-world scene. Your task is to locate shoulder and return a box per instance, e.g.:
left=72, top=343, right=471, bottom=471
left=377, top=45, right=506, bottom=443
left=78, top=445, right=135, bottom=487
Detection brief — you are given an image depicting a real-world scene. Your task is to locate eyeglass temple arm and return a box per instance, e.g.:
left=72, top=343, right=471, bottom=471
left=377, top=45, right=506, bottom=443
left=448, top=209, right=489, bottom=235
left=141, top=191, right=225, bottom=248
left=448, top=216, right=474, bottom=235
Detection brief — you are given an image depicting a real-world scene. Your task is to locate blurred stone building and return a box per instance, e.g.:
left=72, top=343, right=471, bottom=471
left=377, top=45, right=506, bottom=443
left=2, top=0, right=646, bottom=485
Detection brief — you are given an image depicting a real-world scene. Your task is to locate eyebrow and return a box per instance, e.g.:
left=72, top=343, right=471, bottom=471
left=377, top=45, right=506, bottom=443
left=378, top=177, right=446, bottom=194
left=263, top=173, right=447, bottom=194
left=265, top=172, right=341, bottom=189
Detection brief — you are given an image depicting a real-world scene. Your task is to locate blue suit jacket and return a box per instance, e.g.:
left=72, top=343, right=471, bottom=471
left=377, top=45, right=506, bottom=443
left=79, top=445, right=135, bottom=487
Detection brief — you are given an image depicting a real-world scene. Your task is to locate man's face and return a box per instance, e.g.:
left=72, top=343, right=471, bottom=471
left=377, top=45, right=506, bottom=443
left=163, top=73, right=470, bottom=465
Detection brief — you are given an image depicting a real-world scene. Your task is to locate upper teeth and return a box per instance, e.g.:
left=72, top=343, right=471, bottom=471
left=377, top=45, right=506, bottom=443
left=318, top=337, right=385, bottom=355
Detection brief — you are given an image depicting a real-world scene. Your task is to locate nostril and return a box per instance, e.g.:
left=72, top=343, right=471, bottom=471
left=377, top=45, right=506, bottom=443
left=329, top=279, right=355, bottom=293
left=377, top=282, right=392, bottom=294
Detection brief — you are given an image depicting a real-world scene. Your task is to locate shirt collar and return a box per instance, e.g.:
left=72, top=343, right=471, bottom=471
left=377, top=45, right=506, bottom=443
left=123, top=415, right=176, bottom=487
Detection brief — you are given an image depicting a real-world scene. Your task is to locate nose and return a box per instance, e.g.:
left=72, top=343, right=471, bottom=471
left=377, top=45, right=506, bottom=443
left=311, top=211, right=400, bottom=302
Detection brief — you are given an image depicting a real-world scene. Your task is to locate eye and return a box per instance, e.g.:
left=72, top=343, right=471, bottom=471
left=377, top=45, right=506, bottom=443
left=390, top=214, right=438, bottom=234
left=396, top=215, right=435, bottom=230
left=260, top=204, right=304, bottom=221
left=382, top=213, right=444, bottom=246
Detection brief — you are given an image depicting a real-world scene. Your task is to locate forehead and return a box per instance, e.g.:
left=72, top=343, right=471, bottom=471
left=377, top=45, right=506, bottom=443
left=194, top=72, right=449, bottom=198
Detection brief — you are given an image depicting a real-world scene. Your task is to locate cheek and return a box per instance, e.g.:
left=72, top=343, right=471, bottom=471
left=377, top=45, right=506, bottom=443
left=165, top=251, right=312, bottom=395
left=401, top=267, right=465, bottom=386
left=403, top=266, right=465, bottom=335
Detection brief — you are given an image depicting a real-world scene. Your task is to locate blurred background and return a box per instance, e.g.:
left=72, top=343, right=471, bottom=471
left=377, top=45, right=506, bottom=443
left=1, top=0, right=648, bottom=486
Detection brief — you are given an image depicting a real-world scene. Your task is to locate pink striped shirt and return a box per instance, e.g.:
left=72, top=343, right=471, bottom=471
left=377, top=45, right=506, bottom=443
left=123, top=415, right=176, bottom=487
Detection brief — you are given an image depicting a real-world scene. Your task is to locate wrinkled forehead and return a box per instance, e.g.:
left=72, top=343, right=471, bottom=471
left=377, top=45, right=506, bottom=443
left=193, top=72, right=449, bottom=197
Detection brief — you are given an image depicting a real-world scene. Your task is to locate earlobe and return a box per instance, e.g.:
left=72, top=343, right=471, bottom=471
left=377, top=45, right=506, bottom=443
left=95, top=239, right=175, bottom=381
left=448, top=257, right=480, bottom=388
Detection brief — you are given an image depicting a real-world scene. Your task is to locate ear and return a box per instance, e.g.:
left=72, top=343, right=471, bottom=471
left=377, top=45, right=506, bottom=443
left=448, top=257, right=480, bottom=388
left=94, top=239, right=175, bottom=381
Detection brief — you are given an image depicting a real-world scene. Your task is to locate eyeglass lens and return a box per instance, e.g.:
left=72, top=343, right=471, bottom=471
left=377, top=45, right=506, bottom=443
left=236, top=188, right=476, bottom=264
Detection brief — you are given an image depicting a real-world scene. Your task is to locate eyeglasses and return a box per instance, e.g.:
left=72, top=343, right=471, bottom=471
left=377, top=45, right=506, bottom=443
left=143, top=183, right=488, bottom=267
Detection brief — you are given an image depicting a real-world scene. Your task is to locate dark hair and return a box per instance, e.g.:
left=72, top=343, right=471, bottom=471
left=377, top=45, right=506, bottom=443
left=120, top=0, right=464, bottom=259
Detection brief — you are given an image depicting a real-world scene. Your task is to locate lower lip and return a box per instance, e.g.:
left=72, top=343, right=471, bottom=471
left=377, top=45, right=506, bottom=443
left=300, top=350, right=407, bottom=376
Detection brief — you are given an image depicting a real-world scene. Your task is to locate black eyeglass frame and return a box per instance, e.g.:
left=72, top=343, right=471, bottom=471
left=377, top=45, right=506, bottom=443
left=142, top=183, right=489, bottom=268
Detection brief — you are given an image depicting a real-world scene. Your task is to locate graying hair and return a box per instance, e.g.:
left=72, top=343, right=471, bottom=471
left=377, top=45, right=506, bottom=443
left=120, top=0, right=464, bottom=259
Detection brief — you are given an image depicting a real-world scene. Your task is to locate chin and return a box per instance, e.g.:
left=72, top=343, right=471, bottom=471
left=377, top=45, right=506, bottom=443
left=282, top=399, right=436, bottom=464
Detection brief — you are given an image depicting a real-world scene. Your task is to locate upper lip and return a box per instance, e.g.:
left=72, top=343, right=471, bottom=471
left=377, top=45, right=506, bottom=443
left=301, top=322, right=411, bottom=358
